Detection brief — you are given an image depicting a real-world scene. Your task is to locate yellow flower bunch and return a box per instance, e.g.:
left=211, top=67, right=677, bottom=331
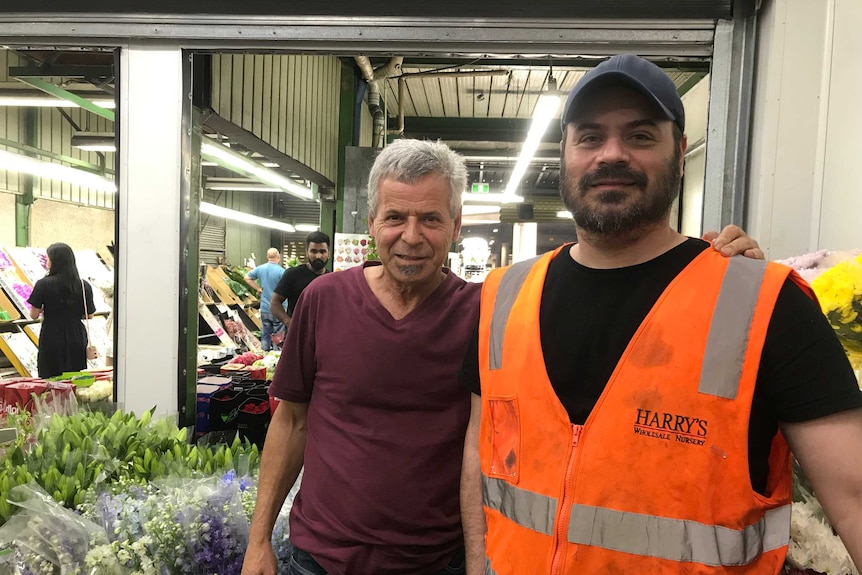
left=811, top=253, right=862, bottom=366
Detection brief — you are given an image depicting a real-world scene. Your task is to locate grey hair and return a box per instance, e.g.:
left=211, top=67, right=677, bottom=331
left=367, top=139, right=467, bottom=218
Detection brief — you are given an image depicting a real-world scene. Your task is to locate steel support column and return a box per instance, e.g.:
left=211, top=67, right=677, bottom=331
left=179, top=64, right=202, bottom=428
left=116, top=45, right=183, bottom=419
left=335, top=59, right=357, bottom=234
left=14, top=108, right=38, bottom=247
left=701, top=16, right=757, bottom=233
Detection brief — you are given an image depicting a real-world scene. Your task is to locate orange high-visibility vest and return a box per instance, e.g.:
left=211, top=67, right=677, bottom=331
left=478, top=245, right=809, bottom=575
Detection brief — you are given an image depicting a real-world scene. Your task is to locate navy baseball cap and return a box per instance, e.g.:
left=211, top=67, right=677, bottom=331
left=560, top=54, right=685, bottom=134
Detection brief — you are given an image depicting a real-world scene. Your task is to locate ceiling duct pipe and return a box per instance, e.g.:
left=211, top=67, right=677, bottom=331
left=354, top=56, right=403, bottom=148
left=387, top=77, right=405, bottom=137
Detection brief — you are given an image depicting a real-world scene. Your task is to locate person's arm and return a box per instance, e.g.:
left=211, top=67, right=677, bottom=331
left=269, top=293, right=291, bottom=326
left=84, top=282, right=95, bottom=319
left=461, top=393, right=486, bottom=575
left=703, top=224, right=764, bottom=259
left=244, top=273, right=263, bottom=296
left=241, top=400, right=308, bottom=575
left=782, top=408, right=862, bottom=567
left=27, top=280, right=43, bottom=320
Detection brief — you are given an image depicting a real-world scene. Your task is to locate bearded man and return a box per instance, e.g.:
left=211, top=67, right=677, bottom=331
left=460, top=55, right=862, bottom=575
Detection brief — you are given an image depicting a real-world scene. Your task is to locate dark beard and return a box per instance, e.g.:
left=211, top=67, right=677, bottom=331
left=310, top=259, right=327, bottom=271
left=560, top=149, right=681, bottom=238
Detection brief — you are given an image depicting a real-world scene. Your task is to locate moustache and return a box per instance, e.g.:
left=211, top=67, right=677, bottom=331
left=579, top=165, right=648, bottom=192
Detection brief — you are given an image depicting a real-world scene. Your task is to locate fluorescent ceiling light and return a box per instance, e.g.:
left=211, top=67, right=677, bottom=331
left=295, top=224, right=320, bottom=232
left=462, top=192, right=523, bottom=204
left=0, top=96, right=115, bottom=108
left=205, top=177, right=283, bottom=192
left=201, top=141, right=313, bottom=200
left=557, top=210, right=573, bottom=219
left=463, top=214, right=501, bottom=225
left=71, top=132, right=116, bottom=152
left=0, top=148, right=116, bottom=192
left=462, top=205, right=501, bottom=216
left=200, top=202, right=296, bottom=233
left=504, top=79, right=562, bottom=197
left=75, top=144, right=116, bottom=152
left=206, top=184, right=282, bottom=192
left=462, top=154, right=559, bottom=164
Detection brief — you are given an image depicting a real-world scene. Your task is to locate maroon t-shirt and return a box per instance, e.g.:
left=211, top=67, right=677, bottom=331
left=270, top=263, right=481, bottom=575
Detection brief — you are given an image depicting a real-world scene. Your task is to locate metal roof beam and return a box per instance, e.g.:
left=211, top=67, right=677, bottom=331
left=9, top=65, right=114, bottom=78
left=201, top=108, right=335, bottom=190
left=0, top=17, right=715, bottom=58
left=402, top=117, right=563, bottom=144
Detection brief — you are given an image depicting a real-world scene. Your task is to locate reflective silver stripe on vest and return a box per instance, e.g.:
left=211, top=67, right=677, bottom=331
left=488, top=257, right=540, bottom=370
left=482, top=474, right=557, bottom=535
left=568, top=503, right=791, bottom=566
left=484, top=557, right=498, bottom=575
left=699, top=257, right=768, bottom=399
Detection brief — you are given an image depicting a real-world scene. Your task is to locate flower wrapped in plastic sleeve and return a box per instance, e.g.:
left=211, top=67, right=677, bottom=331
left=811, top=253, right=862, bottom=368
left=0, top=483, right=109, bottom=574
left=272, top=469, right=302, bottom=569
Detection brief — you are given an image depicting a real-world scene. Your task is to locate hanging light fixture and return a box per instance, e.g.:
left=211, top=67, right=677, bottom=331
left=201, top=141, right=314, bottom=201
left=200, top=202, right=296, bottom=233
left=502, top=71, right=563, bottom=200
left=0, top=148, right=116, bottom=192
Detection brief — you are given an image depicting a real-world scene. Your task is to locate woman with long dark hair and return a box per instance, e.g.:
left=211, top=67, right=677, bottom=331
left=26, top=242, right=96, bottom=378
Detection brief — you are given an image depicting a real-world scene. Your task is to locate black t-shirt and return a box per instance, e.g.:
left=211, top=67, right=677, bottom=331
left=27, top=276, right=96, bottom=324
left=459, top=239, right=862, bottom=494
left=272, top=265, right=324, bottom=317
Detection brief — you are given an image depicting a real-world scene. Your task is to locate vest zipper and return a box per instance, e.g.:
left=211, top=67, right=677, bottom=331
left=550, top=424, right=582, bottom=575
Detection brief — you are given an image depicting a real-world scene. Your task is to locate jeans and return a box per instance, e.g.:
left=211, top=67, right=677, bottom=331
left=259, top=311, right=284, bottom=351
left=285, top=545, right=465, bottom=575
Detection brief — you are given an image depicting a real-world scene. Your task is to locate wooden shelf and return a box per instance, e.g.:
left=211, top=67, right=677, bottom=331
left=205, top=266, right=242, bottom=306
left=0, top=285, right=22, bottom=321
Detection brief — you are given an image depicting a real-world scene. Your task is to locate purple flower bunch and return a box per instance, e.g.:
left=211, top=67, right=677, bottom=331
left=190, top=504, right=246, bottom=574
left=12, top=282, right=32, bottom=302
left=85, top=474, right=253, bottom=575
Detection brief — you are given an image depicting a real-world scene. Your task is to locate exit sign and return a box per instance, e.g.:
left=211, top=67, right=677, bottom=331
left=471, top=183, right=490, bottom=194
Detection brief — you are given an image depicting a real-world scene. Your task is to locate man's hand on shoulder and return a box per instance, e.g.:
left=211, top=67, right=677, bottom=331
left=703, top=225, right=764, bottom=260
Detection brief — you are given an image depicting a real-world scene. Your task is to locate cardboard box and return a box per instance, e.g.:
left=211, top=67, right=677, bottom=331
left=195, top=377, right=233, bottom=437
left=44, top=381, right=76, bottom=409
left=0, top=378, right=46, bottom=414
left=4, top=381, right=49, bottom=414
left=219, top=364, right=267, bottom=381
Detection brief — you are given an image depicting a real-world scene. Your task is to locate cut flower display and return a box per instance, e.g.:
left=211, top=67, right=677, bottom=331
left=83, top=473, right=252, bottom=574
left=811, top=252, right=862, bottom=367
left=0, top=404, right=304, bottom=574
left=776, top=250, right=862, bottom=575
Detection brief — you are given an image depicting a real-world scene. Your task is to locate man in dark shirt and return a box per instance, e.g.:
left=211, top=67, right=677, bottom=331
left=270, top=231, right=330, bottom=330
left=459, top=55, right=862, bottom=574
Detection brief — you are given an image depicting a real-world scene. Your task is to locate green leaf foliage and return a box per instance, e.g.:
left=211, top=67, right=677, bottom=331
left=0, top=408, right=261, bottom=524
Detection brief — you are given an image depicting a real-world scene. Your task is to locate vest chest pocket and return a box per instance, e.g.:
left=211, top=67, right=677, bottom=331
left=487, top=397, right=521, bottom=482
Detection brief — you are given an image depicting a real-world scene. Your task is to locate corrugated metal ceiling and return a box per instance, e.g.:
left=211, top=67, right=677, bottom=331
left=385, top=64, right=704, bottom=120
left=10, top=0, right=734, bottom=19
left=380, top=60, right=708, bottom=222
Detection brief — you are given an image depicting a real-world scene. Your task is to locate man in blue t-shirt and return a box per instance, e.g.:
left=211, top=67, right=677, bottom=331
left=244, top=248, right=286, bottom=351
